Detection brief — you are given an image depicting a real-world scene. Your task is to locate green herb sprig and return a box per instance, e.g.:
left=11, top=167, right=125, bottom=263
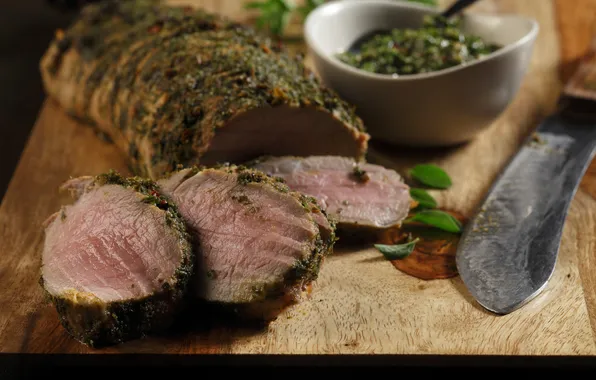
left=245, top=0, right=437, bottom=38
left=375, top=163, right=460, bottom=260
left=406, top=163, right=460, bottom=234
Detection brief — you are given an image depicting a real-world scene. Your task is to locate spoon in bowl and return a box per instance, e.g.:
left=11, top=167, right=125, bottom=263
left=441, top=0, right=481, bottom=19
left=347, top=0, right=482, bottom=54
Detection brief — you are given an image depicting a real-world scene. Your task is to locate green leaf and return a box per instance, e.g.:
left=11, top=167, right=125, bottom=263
left=405, top=210, right=462, bottom=233
left=409, top=164, right=452, bottom=189
left=255, top=16, right=266, bottom=29
left=374, top=238, right=420, bottom=260
left=409, top=188, right=437, bottom=209
left=270, top=3, right=293, bottom=36
left=245, top=0, right=295, bottom=37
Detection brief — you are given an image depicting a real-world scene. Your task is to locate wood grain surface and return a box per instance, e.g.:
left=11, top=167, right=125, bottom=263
left=0, top=0, right=595, bottom=355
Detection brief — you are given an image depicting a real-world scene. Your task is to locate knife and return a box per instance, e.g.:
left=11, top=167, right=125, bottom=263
left=456, top=39, right=596, bottom=315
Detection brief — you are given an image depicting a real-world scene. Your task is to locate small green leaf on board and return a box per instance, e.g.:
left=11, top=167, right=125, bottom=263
left=374, top=238, right=420, bottom=260
left=405, top=210, right=462, bottom=233
left=409, top=164, right=452, bottom=189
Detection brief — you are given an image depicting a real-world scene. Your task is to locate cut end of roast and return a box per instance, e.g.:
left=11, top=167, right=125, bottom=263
left=198, top=105, right=369, bottom=167
left=250, top=155, right=411, bottom=235
left=40, top=171, right=193, bottom=347
left=158, top=164, right=335, bottom=321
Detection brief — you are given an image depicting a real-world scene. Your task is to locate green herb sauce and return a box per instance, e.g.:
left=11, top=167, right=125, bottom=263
left=336, top=15, right=501, bottom=76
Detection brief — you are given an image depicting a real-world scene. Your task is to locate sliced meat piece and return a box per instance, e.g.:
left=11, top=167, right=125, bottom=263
left=39, top=0, right=369, bottom=179
left=40, top=171, right=193, bottom=347
left=250, top=156, right=412, bottom=234
left=158, top=165, right=336, bottom=320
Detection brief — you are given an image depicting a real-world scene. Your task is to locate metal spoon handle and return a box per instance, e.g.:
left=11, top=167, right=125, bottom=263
left=441, top=0, right=481, bottom=18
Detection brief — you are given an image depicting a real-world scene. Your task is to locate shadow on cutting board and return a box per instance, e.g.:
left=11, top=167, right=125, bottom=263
left=20, top=299, right=269, bottom=354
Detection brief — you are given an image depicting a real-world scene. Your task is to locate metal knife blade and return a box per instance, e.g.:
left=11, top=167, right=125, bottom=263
left=456, top=41, right=596, bottom=315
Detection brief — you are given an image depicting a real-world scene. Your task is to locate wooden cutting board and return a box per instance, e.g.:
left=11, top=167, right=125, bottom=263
left=1, top=0, right=595, bottom=355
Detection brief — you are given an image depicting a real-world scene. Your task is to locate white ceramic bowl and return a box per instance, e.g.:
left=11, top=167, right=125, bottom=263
left=304, top=0, right=539, bottom=147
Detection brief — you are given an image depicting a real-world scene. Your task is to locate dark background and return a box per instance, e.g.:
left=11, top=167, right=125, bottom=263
left=0, top=1, right=78, bottom=201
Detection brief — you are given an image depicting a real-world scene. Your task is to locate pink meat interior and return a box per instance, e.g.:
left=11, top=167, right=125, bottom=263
left=253, top=156, right=411, bottom=228
left=160, top=169, right=318, bottom=303
left=41, top=184, right=183, bottom=303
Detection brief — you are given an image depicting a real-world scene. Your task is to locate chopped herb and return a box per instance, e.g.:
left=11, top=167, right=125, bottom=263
left=351, top=165, right=370, bottom=183
left=409, top=164, right=452, bottom=189
left=337, top=14, right=500, bottom=76
left=374, top=238, right=420, bottom=260
left=232, top=194, right=252, bottom=205
left=404, top=210, right=462, bottom=233
left=141, top=195, right=159, bottom=205
left=237, top=171, right=265, bottom=185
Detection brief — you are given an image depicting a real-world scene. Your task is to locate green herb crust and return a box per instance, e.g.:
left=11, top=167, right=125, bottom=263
left=169, top=164, right=336, bottom=320
left=39, top=170, right=194, bottom=348
left=40, top=0, right=368, bottom=179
